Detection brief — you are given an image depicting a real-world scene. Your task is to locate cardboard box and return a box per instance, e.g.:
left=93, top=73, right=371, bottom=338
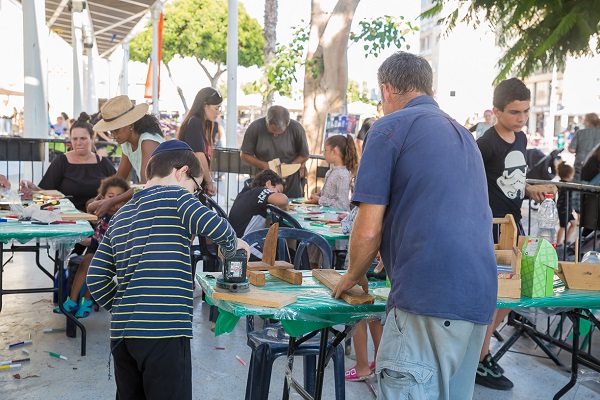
left=521, top=237, right=558, bottom=298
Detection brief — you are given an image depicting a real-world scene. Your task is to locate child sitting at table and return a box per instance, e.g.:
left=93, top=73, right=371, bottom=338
left=54, top=176, right=130, bottom=318
left=228, top=169, right=289, bottom=237
left=306, top=134, right=358, bottom=211
left=556, top=161, right=578, bottom=246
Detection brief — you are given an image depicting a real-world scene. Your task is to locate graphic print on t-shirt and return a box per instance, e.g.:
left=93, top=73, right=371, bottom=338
left=496, top=150, right=526, bottom=199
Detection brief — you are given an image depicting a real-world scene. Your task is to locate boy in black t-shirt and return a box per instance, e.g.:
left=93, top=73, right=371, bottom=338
left=228, top=169, right=289, bottom=237
left=476, top=78, right=548, bottom=391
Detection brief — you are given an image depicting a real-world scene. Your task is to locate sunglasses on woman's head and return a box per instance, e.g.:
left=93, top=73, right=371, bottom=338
left=209, top=90, right=222, bottom=99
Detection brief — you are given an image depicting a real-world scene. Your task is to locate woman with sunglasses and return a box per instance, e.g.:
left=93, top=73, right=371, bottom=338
left=176, top=87, right=223, bottom=196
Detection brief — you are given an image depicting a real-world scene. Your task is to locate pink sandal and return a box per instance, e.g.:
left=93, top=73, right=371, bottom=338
left=345, top=367, right=374, bottom=382
left=369, top=361, right=376, bottom=371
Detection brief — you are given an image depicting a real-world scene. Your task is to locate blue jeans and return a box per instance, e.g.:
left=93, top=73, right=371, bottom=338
left=376, top=308, right=486, bottom=400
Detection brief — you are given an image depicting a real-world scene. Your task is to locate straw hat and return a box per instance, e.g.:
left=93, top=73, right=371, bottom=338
left=93, top=95, right=149, bottom=132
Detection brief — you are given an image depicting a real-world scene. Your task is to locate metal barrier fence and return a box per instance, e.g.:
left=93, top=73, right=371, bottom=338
left=0, top=139, right=328, bottom=214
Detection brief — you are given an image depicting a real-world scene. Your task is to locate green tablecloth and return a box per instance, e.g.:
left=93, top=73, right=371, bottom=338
left=197, top=271, right=386, bottom=337
left=0, top=198, right=93, bottom=245
left=199, top=271, right=600, bottom=337
left=285, top=202, right=349, bottom=245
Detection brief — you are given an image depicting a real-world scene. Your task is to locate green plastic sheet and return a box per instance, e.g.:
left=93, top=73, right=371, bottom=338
left=0, top=198, right=94, bottom=246
left=197, top=272, right=386, bottom=337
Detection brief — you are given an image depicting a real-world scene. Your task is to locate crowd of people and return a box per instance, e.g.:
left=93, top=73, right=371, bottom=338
left=2, top=50, right=600, bottom=399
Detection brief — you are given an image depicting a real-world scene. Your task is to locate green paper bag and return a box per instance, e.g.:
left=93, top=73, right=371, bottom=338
left=521, top=237, right=558, bottom=298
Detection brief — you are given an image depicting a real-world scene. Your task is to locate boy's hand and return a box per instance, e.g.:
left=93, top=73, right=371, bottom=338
left=374, top=259, right=384, bottom=274
left=236, top=239, right=251, bottom=261
left=526, top=184, right=548, bottom=203
left=307, top=195, right=319, bottom=204
left=204, top=180, right=217, bottom=197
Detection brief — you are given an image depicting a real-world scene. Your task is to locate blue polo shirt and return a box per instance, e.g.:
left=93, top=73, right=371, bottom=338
left=353, top=96, right=497, bottom=325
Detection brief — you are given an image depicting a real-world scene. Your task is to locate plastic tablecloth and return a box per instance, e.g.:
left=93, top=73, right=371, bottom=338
left=497, top=286, right=600, bottom=309
left=197, top=271, right=386, bottom=337
left=285, top=203, right=349, bottom=245
left=0, top=198, right=94, bottom=246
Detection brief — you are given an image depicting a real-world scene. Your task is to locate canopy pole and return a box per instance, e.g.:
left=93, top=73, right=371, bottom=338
left=226, top=0, right=238, bottom=148
left=72, top=9, right=84, bottom=116
left=151, top=3, right=161, bottom=116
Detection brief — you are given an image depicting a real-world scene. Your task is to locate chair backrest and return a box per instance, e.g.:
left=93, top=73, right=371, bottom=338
left=266, top=204, right=302, bottom=229
left=243, top=178, right=253, bottom=188
left=203, top=194, right=228, bottom=218
left=242, top=227, right=333, bottom=270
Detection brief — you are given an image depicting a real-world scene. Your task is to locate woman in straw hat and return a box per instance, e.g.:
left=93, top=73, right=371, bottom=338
left=176, top=87, right=223, bottom=196
left=92, top=95, right=164, bottom=216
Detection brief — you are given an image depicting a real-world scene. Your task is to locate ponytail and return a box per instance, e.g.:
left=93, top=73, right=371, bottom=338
left=325, top=134, right=359, bottom=176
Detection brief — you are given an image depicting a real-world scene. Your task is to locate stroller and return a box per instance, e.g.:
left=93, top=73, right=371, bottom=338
left=526, top=148, right=563, bottom=180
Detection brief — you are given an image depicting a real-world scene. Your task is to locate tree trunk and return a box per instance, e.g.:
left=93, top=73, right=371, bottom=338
left=195, top=57, right=226, bottom=88
left=262, top=0, right=278, bottom=114
left=303, top=0, right=360, bottom=194
left=164, top=62, right=188, bottom=113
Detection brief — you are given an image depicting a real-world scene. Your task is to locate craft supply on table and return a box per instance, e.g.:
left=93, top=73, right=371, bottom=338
left=0, top=364, right=21, bottom=370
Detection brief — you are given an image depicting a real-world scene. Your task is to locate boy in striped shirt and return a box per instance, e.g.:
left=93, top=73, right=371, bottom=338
left=88, top=140, right=246, bottom=399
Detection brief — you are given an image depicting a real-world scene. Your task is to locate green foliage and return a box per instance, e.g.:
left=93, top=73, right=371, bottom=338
left=129, top=0, right=263, bottom=69
left=424, top=0, right=600, bottom=83
left=349, top=16, right=418, bottom=58
left=258, top=15, right=416, bottom=99
left=347, top=80, right=376, bottom=104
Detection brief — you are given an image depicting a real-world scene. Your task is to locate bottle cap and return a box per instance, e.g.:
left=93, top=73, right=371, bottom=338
left=545, top=193, right=554, bottom=199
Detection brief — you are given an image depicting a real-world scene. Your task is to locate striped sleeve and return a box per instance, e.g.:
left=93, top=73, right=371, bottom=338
left=176, top=192, right=238, bottom=259
left=87, top=232, right=117, bottom=312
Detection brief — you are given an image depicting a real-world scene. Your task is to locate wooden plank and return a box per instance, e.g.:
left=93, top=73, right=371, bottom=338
left=247, top=261, right=294, bottom=271
left=60, top=212, right=97, bottom=221
left=269, top=268, right=303, bottom=285
left=312, top=269, right=374, bottom=305
left=212, top=287, right=297, bottom=308
left=559, top=262, right=600, bottom=290
left=247, top=270, right=265, bottom=286
left=262, top=223, right=279, bottom=267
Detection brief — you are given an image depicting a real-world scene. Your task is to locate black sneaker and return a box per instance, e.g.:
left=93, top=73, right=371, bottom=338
left=475, top=353, right=514, bottom=390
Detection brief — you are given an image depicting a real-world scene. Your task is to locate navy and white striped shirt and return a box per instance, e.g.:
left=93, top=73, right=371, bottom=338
left=88, top=185, right=237, bottom=340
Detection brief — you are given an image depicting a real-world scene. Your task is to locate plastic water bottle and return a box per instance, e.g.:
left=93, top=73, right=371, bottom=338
left=537, top=193, right=559, bottom=249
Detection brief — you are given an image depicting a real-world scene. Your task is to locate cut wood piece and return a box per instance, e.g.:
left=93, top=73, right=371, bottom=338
left=247, top=270, right=265, bottom=286
left=262, top=223, right=279, bottom=267
left=60, top=212, right=97, bottom=221
left=312, top=269, right=374, bottom=305
left=280, top=163, right=301, bottom=177
left=247, top=260, right=294, bottom=271
left=34, top=190, right=64, bottom=198
left=269, top=268, right=303, bottom=285
left=212, top=287, right=297, bottom=308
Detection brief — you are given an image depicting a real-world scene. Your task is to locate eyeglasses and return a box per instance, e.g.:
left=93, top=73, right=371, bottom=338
left=188, top=173, right=202, bottom=197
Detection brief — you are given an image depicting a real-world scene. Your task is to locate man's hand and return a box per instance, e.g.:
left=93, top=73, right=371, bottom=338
left=526, top=185, right=548, bottom=203
left=204, top=180, right=217, bottom=196
left=332, top=272, right=369, bottom=298
left=0, top=174, right=10, bottom=189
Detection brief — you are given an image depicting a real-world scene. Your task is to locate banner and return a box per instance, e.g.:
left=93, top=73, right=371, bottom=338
left=144, top=12, right=164, bottom=99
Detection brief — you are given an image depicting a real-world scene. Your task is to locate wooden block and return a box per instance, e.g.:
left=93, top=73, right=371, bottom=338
left=312, top=269, right=374, bottom=305
left=212, top=287, right=297, bottom=308
left=269, top=268, right=303, bottom=285
left=262, top=223, right=279, bottom=267
left=498, top=276, right=522, bottom=298
left=247, top=270, right=265, bottom=286
left=248, top=260, right=294, bottom=271
left=493, top=214, right=517, bottom=251
left=558, top=262, right=600, bottom=290
left=60, top=212, right=97, bottom=221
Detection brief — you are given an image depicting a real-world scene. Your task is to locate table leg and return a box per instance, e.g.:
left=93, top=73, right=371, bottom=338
left=0, top=243, right=4, bottom=313
left=55, top=246, right=87, bottom=356
left=553, top=312, right=580, bottom=400
left=313, top=328, right=330, bottom=400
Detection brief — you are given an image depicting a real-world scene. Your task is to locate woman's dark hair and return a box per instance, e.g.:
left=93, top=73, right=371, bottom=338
left=177, top=87, right=223, bottom=147
left=325, top=134, right=359, bottom=176
left=133, top=114, right=163, bottom=137
left=98, top=175, right=130, bottom=197
left=70, top=112, right=95, bottom=139
left=557, top=161, right=574, bottom=180
left=251, top=169, right=284, bottom=188
left=61, top=112, right=69, bottom=121
left=146, top=150, right=202, bottom=180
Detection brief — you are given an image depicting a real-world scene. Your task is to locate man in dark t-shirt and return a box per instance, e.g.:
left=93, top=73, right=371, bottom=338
left=475, top=78, right=547, bottom=391
left=240, top=106, right=309, bottom=198
left=228, top=170, right=289, bottom=237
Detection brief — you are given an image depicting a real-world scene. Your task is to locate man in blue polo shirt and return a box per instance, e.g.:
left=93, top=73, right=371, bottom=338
left=333, top=52, right=497, bottom=399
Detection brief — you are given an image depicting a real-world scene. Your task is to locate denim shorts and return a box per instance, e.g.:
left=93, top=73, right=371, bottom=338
left=376, top=308, right=486, bottom=400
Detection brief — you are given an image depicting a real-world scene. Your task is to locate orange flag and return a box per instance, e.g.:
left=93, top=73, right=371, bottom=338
left=144, top=12, right=164, bottom=99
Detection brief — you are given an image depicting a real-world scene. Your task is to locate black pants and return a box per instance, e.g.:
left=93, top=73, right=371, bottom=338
left=111, top=337, right=192, bottom=400
left=493, top=219, right=525, bottom=243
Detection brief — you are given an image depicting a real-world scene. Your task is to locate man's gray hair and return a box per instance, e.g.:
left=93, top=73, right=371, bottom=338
left=266, top=105, right=290, bottom=132
left=377, top=52, right=433, bottom=96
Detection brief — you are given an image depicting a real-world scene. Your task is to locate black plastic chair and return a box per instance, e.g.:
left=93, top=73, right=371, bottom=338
left=266, top=204, right=302, bottom=229
left=241, top=228, right=344, bottom=400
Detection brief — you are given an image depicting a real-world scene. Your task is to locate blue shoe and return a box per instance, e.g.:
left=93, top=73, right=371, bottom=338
left=75, top=298, right=94, bottom=319
left=53, top=297, right=78, bottom=314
